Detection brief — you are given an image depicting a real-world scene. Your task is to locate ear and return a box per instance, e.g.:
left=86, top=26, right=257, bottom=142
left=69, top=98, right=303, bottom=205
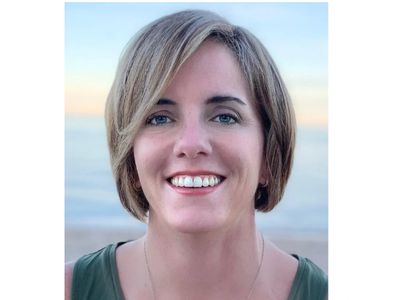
left=133, top=170, right=142, bottom=189
left=259, top=162, right=269, bottom=187
left=134, top=179, right=141, bottom=189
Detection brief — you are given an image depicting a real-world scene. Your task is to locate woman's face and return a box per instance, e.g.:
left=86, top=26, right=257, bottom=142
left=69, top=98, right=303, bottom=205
left=133, top=40, right=265, bottom=233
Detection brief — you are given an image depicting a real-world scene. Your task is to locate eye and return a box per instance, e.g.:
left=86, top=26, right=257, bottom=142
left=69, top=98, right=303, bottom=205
left=146, top=114, right=173, bottom=126
left=211, top=113, right=239, bottom=125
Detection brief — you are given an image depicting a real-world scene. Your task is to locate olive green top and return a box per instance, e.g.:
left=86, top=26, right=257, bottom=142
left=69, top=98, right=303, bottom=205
left=71, top=241, right=328, bottom=300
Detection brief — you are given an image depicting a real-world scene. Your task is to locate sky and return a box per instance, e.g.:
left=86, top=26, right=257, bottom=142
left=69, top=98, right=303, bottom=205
left=65, top=2, right=328, bottom=126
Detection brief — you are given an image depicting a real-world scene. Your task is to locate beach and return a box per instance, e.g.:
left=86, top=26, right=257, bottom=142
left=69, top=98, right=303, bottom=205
left=65, top=225, right=328, bottom=273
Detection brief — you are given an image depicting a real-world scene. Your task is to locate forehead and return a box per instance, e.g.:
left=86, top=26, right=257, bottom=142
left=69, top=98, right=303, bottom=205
left=163, top=40, right=252, bottom=105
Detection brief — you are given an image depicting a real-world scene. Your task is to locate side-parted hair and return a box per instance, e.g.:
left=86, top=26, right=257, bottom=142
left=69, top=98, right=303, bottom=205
left=105, top=10, right=296, bottom=222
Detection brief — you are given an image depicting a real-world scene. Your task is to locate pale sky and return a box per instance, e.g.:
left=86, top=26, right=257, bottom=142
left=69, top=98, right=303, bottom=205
left=65, top=2, right=328, bottom=126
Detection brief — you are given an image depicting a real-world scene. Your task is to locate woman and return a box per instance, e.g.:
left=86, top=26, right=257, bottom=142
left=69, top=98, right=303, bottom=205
left=65, top=10, right=327, bottom=300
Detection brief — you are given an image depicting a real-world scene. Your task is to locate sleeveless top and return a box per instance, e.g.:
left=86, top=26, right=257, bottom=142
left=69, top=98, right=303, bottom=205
left=71, top=241, right=328, bottom=300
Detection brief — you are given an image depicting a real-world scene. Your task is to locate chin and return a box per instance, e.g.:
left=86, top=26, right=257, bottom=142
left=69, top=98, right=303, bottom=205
left=166, top=209, right=228, bottom=234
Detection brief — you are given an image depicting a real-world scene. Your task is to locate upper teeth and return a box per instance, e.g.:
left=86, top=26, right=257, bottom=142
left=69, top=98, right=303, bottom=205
left=170, top=175, right=221, bottom=188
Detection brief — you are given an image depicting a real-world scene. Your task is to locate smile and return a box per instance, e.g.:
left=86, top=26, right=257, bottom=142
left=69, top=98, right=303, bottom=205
left=168, top=175, right=225, bottom=188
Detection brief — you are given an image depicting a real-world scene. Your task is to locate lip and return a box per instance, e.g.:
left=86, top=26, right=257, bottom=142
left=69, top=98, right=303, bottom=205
left=166, top=170, right=226, bottom=196
left=167, top=170, right=225, bottom=178
left=167, top=180, right=224, bottom=196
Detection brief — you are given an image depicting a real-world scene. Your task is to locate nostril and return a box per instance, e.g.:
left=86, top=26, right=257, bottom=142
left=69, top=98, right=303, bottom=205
left=173, top=126, right=212, bottom=158
left=174, top=143, right=212, bottom=159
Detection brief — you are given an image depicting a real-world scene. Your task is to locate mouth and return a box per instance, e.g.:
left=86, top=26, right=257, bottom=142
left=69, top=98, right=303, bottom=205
left=167, top=174, right=226, bottom=188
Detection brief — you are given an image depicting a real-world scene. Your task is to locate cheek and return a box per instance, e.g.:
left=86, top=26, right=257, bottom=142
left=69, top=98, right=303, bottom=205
left=133, top=135, right=171, bottom=195
left=215, top=129, right=264, bottom=175
left=133, top=138, right=159, bottom=183
left=230, top=127, right=264, bottom=157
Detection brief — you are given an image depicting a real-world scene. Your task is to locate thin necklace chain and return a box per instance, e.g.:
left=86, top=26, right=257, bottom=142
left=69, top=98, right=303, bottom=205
left=144, top=239, right=157, bottom=300
left=245, top=233, right=265, bottom=300
left=144, top=234, right=265, bottom=300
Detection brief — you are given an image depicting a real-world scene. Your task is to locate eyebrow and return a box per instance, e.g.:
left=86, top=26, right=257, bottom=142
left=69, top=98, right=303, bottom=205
left=156, top=95, right=246, bottom=106
left=206, top=96, right=246, bottom=106
left=156, top=98, right=176, bottom=105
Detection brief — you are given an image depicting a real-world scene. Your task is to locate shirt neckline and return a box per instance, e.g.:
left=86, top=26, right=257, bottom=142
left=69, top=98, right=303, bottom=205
left=110, top=241, right=305, bottom=300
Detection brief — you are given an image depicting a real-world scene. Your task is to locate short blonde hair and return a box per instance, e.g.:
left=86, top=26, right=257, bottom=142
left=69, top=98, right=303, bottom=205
left=105, top=10, right=296, bottom=221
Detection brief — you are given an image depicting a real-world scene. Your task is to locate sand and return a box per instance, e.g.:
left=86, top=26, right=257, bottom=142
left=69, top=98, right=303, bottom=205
left=65, top=225, right=328, bottom=273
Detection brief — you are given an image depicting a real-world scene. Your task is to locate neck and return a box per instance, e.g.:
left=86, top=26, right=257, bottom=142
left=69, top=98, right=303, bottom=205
left=144, top=216, right=264, bottom=300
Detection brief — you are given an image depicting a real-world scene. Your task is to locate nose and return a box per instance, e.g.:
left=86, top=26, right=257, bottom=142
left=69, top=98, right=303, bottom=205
left=173, top=121, right=212, bottom=159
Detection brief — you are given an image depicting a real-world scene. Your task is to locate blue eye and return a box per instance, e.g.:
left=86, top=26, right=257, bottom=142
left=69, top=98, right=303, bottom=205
left=212, top=114, right=239, bottom=125
left=146, top=115, right=172, bottom=126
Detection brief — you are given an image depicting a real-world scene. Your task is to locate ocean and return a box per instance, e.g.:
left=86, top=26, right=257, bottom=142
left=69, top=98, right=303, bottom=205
left=65, top=115, right=328, bottom=236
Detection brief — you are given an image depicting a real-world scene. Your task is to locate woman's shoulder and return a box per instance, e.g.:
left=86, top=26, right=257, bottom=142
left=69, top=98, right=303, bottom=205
left=114, top=238, right=149, bottom=298
left=262, top=239, right=327, bottom=300
left=262, top=240, right=300, bottom=298
left=288, top=254, right=328, bottom=300
left=65, top=242, right=127, bottom=300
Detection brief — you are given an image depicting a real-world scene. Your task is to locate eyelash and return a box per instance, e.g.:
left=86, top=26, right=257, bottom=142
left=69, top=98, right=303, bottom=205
left=145, top=114, right=173, bottom=126
left=210, top=113, right=240, bottom=125
left=145, top=113, right=241, bottom=127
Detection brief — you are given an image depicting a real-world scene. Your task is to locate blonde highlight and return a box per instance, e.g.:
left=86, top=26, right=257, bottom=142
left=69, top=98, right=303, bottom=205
left=105, top=10, right=296, bottom=220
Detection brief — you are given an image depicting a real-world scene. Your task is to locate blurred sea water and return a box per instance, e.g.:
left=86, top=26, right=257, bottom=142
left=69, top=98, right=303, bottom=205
left=65, top=115, right=327, bottom=236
